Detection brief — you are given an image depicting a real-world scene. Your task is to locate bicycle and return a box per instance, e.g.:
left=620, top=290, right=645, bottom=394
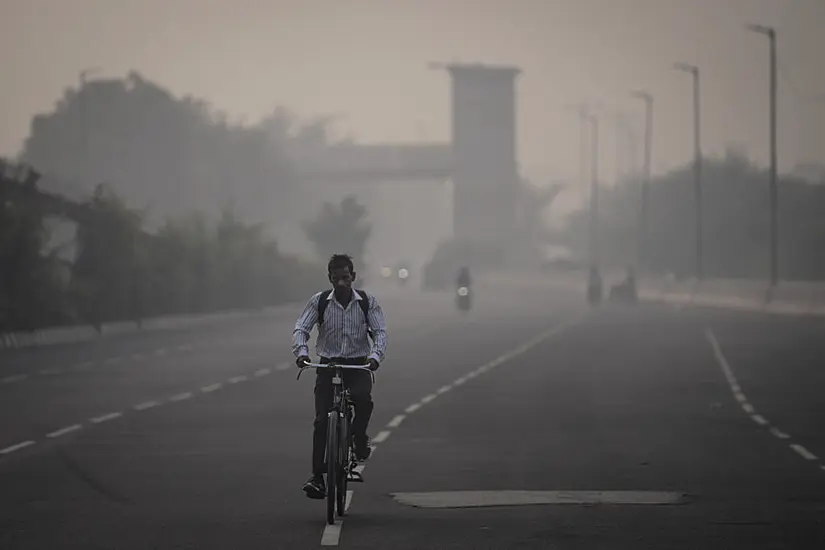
left=297, top=360, right=375, bottom=525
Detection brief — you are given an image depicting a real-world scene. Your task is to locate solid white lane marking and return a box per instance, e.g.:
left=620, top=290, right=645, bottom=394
left=742, top=403, right=755, bottom=414
left=392, top=490, right=687, bottom=508
left=373, top=430, right=391, bottom=443
left=201, top=383, right=222, bottom=393
left=387, top=415, right=405, bottom=428
left=751, top=414, right=768, bottom=426
left=436, top=385, right=452, bottom=394
left=420, top=394, right=437, bottom=404
left=134, top=400, right=160, bottom=411
left=0, top=440, right=35, bottom=455
left=790, top=444, right=818, bottom=461
left=169, top=392, right=193, bottom=402
left=404, top=403, right=421, bottom=414
left=770, top=427, right=790, bottom=439
left=453, top=376, right=468, bottom=386
left=47, top=424, right=83, bottom=438
left=90, top=412, right=122, bottom=424
left=229, top=375, right=248, bottom=384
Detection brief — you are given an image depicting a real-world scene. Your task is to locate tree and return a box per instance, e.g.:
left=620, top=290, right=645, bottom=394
left=71, top=183, right=143, bottom=329
left=19, top=72, right=337, bottom=231
left=302, top=195, right=372, bottom=272
left=560, top=148, right=825, bottom=280
left=0, top=161, right=68, bottom=331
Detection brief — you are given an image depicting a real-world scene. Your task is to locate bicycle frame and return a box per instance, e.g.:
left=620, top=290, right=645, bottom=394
left=297, top=360, right=374, bottom=525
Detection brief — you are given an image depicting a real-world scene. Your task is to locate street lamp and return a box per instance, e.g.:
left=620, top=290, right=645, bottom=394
left=631, top=90, right=653, bottom=271
left=746, top=23, right=778, bottom=288
left=674, top=62, right=703, bottom=281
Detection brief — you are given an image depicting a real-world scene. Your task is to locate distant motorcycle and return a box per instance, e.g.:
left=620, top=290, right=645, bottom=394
left=456, top=285, right=472, bottom=312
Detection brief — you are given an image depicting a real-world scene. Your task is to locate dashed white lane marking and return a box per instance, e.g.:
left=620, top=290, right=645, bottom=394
left=318, top=318, right=582, bottom=546
left=0, top=440, right=35, bottom=455
left=321, top=523, right=342, bottom=546
left=387, top=415, right=405, bottom=428
left=770, top=427, right=790, bottom=439
left=46, top=424, right=83, bottom=438
left=705, top=327, right=824, bottom=472
left=2, top=359, right=288, bottom=461
left=131, top=353, right=143, bottom=361
left=791, top=444, right=818, bottom=461
left=90, top=412, right=122, bottom=424
left=40, top=367, right=61, bottom=375
left=373, top=430, right=392, bottom=443
left=75, top=361, right=94, bottom=370
left=155, top=348, right=167, bottom=356
left=751, top=414, right=768, bottom=426
left=104, top=357, right=120, bottom=365
left=169, top=392, right=193, bottom=402
left=1, top=373, right=28, bottom=384
left=275, top=362, right=292, bottom=371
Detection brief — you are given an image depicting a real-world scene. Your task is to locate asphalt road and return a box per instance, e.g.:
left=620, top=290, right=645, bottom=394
left=1, top=279, right=824, bottom=549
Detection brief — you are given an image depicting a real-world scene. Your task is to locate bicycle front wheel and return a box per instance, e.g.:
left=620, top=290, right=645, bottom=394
left=336, top=407, right=351, bottom=517
left=325, top=412, right=338, bottom=525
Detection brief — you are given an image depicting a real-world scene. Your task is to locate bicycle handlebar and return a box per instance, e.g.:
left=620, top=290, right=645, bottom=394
left=295, top=360, right=375, bottom=381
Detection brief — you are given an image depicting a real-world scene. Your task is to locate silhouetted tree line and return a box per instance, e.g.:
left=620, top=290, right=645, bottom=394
left=562, top=148, right=825, bottom=281
left=1, top=72, right=375, bottom=333
left=20, top=71, right=343, bottom=228
left=1, top=167, right=371, bottom=334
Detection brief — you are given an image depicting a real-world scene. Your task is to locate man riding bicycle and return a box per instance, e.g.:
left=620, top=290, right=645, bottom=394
left=293, top=254, right=388, bottom=499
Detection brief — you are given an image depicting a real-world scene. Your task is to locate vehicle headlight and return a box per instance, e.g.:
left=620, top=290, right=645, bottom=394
left=457, top=286, right=469, bottom=296
left=380, top=267, right=392, bottom=278
left=398, top=268, right=409, bottom=279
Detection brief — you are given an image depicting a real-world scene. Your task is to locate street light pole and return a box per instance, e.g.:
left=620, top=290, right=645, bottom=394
left=747, top=23, right=778, bottom=288
left=631, top=90, right=653, bottom=271
left=674, top=62, right=703, bottom=280
left=586, top=113, right=600, bottom=268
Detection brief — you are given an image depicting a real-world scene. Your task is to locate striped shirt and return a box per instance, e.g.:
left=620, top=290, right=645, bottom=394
left=292, top=289, right=388, bottom=363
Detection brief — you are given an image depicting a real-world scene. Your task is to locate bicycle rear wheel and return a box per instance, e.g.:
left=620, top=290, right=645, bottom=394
left=336, top=407, right=351, bottom=516
left=325, top=412, right=338, bottom=525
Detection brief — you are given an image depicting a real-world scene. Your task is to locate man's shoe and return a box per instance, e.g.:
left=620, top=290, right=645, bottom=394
left=354, top=436, right=372, bottom=461
left=302, top=474, right=326, bottom=499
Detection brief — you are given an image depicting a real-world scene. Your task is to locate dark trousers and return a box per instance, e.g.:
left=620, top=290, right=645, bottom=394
left=312, top=357, right=374, bottom=475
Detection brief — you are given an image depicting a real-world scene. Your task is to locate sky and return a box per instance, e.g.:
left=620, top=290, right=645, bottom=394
left=2, top=0, right=825, bottom=191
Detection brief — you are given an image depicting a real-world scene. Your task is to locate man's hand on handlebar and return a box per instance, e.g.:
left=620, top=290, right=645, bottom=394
left=296, top=355, right=310, bottom=369
left=368, top=358, right=380, bottom=371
